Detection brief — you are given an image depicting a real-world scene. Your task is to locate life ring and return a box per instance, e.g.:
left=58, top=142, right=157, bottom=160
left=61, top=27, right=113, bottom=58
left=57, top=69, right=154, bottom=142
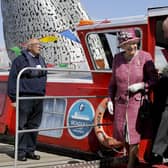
left=94, top=98, right=123, bottom=148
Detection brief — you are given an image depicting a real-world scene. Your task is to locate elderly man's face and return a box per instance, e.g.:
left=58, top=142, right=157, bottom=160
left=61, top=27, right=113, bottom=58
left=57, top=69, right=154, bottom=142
left=27, top=38, right=42, bottom=56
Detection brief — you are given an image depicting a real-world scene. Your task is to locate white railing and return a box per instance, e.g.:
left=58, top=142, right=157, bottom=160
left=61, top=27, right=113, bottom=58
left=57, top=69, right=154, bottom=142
left=14, top=67, right=107, bottom=167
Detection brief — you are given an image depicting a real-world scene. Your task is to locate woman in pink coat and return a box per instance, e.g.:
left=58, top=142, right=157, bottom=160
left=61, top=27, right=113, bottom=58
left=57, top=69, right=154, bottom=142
left=108, top=28, right=158, bottom=168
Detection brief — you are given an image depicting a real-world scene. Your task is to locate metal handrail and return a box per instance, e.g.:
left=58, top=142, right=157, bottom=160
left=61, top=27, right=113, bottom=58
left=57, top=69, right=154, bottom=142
left=14, top=67, right=107, bottom=167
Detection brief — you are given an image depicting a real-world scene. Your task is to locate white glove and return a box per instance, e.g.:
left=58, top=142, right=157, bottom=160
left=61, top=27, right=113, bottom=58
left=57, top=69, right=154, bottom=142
left=107, top=100, right=114, bottom=115
left=11, top=102, right=16, bottom=107
left=128, top=82, right=145, bottom=93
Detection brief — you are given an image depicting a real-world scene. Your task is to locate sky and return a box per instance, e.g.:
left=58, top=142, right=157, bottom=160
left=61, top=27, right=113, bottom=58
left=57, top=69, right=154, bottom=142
left=80, top=0, right=168, bottom=19
left=0, top=0, right=168, bottom=48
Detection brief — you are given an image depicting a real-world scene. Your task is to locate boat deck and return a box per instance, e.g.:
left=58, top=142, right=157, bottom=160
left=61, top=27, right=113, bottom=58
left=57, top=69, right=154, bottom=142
left=0, top=134, right=84, bottom=168
left=0, top=134, right=167, bottom=168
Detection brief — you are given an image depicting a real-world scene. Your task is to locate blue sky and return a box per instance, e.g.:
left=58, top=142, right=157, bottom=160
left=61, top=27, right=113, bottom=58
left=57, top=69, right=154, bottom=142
left=80, top=0, right=168, bottom=19
left=0, top=0, right=168, bottom=47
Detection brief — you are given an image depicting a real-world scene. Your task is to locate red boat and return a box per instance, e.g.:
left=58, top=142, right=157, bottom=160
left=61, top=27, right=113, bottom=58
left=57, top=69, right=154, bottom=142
left=0, top=6, right=168, bottom=167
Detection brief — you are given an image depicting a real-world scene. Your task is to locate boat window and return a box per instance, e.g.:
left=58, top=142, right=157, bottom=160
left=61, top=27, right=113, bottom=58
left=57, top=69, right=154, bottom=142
left=87, top=28, right=142, bottom=70
left=154, top=17, right=168, bottom=73
left=39, top=98, right=66, bottom=138
left=0, top=82, right=7, bottom=116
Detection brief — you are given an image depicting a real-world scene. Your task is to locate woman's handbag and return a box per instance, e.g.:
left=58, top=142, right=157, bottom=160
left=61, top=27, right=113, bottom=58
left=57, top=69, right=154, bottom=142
left=138, top=93, right=152, bottom=120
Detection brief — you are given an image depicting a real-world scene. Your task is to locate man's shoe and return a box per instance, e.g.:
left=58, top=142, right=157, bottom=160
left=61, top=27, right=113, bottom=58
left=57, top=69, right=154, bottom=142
left=18, top=155, right=27, bottom=161
left=27, top=153, right=40, bottom=160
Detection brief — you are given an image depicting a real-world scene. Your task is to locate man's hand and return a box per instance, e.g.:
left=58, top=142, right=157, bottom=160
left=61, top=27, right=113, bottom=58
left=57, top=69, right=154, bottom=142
left=107, top=100, right=113, bottom=115
left=128, top=82, right=145, bottom=93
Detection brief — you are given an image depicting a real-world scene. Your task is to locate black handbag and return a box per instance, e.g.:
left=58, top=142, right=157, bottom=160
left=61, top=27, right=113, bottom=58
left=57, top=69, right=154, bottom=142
left=138, top=93, right=152, bottom=120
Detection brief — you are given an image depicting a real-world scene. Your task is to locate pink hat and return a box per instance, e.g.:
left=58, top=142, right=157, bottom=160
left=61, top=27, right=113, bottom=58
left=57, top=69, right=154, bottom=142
left=118, top=28, right=140, bottom=48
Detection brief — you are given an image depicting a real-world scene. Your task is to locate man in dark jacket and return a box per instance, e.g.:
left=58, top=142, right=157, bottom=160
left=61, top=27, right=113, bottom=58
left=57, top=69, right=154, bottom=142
left=8, top=38, right=47, bottom=161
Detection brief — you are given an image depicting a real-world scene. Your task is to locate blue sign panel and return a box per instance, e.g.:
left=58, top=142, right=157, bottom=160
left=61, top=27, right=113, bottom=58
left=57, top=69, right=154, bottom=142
left=67, top=99, right=95, bottom=139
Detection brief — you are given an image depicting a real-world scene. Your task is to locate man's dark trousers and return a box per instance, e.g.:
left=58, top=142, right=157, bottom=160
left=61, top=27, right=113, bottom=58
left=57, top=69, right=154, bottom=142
left=18, top=97, right=43, bottom=156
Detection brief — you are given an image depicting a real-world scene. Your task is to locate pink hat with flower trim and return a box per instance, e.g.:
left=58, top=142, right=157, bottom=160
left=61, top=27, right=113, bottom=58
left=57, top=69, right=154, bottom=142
left=118, top=28, right=140, bottom=48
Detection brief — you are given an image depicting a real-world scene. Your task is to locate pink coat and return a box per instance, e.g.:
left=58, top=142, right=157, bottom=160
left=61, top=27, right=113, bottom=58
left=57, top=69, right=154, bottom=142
left=109, top=50, right=158, bottom=144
